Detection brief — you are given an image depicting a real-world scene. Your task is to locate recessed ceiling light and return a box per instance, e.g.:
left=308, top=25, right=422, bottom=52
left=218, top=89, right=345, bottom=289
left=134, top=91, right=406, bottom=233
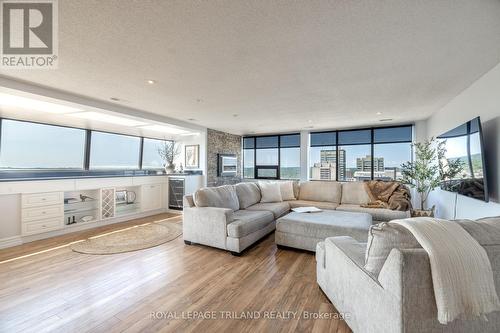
left=141, top=124, right=189, bottom=135
left=308, top=119, right=313, bottom=123
left=146, top=79, right=156, bottom=85
left=232, top=114, right=238, bottom=117
left=187, top=118, right=197, bottom=121
left=379, top=118, right=393, bottom=122
left=110, top=97, right=120, bottom=101
left=376, top=112, right=382, bottom=115
left=69, top=112, right=147, bottom=127
left=0, top=93, right=82, bottom=114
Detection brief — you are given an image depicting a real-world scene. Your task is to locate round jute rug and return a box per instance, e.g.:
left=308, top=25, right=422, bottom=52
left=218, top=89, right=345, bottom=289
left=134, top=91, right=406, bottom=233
left=71, top=218, right=182, bottom=255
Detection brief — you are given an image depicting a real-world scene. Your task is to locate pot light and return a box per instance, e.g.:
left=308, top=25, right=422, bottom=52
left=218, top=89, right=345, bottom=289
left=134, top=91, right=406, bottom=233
left=376, top=112, right=382, bottom=115
left=69, top=112, right=147, bottom=127
left=0, top=93, right=82, bottom=114
left=147, top=79, right=156, bottom=85
left=141, top=124, right=189, bottom=135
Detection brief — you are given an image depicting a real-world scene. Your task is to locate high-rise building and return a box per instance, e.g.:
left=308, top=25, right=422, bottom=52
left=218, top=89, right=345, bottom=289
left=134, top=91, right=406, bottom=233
left=319, top=149, right=346, bottom=180
left=311, top=162, right=336, bottom=180
left=356, top=155, right=384, bottom=172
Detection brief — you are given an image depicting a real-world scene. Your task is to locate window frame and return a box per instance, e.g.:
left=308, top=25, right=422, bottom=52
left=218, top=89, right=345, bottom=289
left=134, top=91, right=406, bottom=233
left=0, top=117, right=175, bottom=180
left=88, top=130, right=143, bottom=171
left=309, top=125, right=413, bottom=181
left=243, top=133, right=300, bottom=180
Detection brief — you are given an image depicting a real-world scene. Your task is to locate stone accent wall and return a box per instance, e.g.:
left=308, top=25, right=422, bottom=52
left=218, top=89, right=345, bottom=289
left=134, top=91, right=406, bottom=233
left=207, top=128, right=242, bottom=187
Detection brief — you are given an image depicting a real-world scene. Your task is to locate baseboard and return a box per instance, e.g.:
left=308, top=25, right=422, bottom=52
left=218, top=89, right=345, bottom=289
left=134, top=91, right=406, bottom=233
left=0, top=236, right=23, bottom=249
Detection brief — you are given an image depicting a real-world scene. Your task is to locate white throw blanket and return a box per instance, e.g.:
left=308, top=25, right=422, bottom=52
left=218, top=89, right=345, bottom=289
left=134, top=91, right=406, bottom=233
left=392, top=217, right=500, bottom=324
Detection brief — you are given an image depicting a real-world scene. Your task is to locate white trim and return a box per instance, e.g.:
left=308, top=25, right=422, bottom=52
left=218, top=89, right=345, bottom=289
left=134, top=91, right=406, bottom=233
left=0, top=236, right=23, bottom=249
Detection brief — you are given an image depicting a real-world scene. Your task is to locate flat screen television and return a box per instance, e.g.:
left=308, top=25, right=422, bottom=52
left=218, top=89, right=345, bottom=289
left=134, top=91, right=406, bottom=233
left=437, top=117, right=489, bottom=202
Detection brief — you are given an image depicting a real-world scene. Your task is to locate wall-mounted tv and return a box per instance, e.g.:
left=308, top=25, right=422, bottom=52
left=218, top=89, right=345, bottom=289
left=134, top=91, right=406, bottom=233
left=437, top=117, right=489, bottom=202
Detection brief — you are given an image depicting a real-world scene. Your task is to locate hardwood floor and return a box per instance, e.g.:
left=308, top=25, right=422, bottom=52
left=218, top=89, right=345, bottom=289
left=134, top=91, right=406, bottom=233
left=0, top=213, right=351, bottom=333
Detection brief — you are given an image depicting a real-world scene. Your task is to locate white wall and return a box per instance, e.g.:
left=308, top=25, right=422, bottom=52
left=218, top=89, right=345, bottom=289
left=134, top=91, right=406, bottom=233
left=424, top=62, right=500, bottom=219
left=173, top=129, right=208, bottom=186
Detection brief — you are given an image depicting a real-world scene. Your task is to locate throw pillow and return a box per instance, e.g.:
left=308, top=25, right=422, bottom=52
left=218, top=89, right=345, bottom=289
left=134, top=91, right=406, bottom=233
left=279, top=181, right=295, bottom=201
left=364, top=222, right=420, bottom=277
left=259, top=182, right=283, bottom=203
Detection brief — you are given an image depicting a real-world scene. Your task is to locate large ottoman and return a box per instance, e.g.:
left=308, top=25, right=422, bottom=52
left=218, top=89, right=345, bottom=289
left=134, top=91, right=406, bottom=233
left=275, top=210, right=373, bottom=252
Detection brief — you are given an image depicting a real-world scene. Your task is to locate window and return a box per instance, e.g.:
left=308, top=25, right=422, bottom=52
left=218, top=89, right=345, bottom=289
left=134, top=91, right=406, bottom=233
left=243, top=134, right=301, bottom=179
left=89, top=131, right=141, bottom=169
left=373, top=126, right=413, bottom=180
left=142, top=138, right=171, bottom=169
left=243, top=137, right=255, bottom=178
left=338, top=129, right=371, bottom=182
left=255, top=136, right=279, bottom=179
left=0, top=118, right=190, bottom=180
left=309, top=126, right=413, bottom=181
left=0, top=119, right=86, bottom=169
left=280, top=134, right=300, bottom=179
left=310, top=132, right=337, bottom=180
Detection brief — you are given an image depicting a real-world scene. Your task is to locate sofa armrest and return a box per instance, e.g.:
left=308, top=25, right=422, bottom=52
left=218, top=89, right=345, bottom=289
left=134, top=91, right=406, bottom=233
left=183, top=194, right=195, bottom=208
left=183, top=207, right=234, bottom=250
left=321, top=237, right=402, bottom=332
left=378, top=248, right=438, bottom=327
left=324, top=236, right=382, bottom=288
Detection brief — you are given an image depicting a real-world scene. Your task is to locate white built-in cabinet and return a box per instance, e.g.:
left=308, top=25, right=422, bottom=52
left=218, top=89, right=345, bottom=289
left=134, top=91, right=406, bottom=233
left=141, top=184, right=162, bottom=212
left=21, top=192, right=64, bottom=235
left=19, top=180, right=167, bottom=236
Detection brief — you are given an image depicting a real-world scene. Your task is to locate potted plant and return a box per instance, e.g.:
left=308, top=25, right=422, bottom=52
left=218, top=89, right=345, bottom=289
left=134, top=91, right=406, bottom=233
left=400, top=138, right=463, bottom=217
left=157, top=140, right=180, bottom=174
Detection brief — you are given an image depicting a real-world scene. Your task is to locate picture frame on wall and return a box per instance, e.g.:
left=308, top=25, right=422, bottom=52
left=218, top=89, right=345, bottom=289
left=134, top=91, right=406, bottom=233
left=185, top=145, right=200, bottom=168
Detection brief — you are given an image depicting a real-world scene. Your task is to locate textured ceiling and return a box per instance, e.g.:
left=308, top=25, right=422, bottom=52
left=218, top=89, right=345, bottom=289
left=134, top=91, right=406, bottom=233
left=2, top=0, right=500, bottom=135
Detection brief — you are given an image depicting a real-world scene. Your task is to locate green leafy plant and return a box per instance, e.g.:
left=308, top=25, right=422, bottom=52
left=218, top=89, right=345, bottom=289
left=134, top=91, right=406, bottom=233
left=400, top=138, right=463, bottom=210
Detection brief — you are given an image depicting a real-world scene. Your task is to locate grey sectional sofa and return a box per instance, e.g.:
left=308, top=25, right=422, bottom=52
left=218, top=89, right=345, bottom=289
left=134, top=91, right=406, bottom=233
left=183, top=181, right=410, bottom=254
left=316, top=217, right=500, bottom=333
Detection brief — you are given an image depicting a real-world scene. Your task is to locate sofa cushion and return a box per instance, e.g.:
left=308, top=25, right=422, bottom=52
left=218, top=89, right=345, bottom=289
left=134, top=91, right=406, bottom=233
left=259, top=182, right=283, bottom=203
left=293, top=181, right=300, bottom=199
left=227, top=210, right=274, bottom=238
left=336, top=204, right=410, bottom=222
left=193, top=185, right=240, bottom=211
left=235, top=183, right=261, bottom=209
left=279, top=181, right=296, bottom=201
left=364, top=222, right=420, bottom=276
left=246, top=202, right=290, bottom=219
left=277, top=210, right=372, bottom=242
left=455, top=217, right=500, bottom=246
left=288, top=200, right=338, bottom=211
left=364, top=217, right=500, bottom=277
left=341, top=182, right=370, bottom=205
left=299, top=181, right=341, bottom=203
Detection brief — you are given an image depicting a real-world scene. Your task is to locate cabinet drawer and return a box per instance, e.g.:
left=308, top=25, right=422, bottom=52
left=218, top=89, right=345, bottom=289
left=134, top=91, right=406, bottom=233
left=22, top=205, right=64, bottom=222
left=22, top=218, right=63, bottom=236
left=22, top=192, right=63, bottom=208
